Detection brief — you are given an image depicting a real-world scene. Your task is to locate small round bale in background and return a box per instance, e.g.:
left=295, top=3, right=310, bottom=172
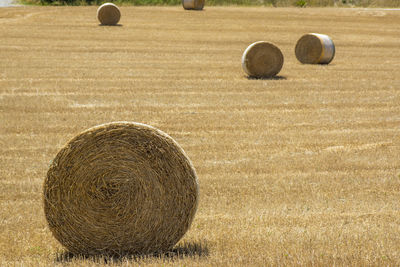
left=182, top=0, right=205, bottom=10
left=44, top=122, right=199, bottom=256
left=295, top=33, right=335, bottom=64
left=242, top=41, right=284, bottom=78
left=97, top=3, right=121, bottom=25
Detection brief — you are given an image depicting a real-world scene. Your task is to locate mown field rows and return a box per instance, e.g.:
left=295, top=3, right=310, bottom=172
left=0, top=6, right=399, bottom=266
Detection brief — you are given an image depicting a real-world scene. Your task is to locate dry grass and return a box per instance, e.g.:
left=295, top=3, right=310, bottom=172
left=0, top=5, right=399, bottom=266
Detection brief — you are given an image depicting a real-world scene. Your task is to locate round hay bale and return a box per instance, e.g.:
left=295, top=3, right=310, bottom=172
left=182, top=0, right=205, bottom=10
left=241, top=41, right=284, bottom=78
left=295, top=33, right=335, bottom=64
left=44, top=122, right=199, bottom=256
left=97, top=3, right=121, bottom=26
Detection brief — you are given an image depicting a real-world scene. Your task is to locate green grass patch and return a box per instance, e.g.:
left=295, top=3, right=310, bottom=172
left=19, top=0, right=276, bottom=5
left=17, top=0, right=400, bottom=7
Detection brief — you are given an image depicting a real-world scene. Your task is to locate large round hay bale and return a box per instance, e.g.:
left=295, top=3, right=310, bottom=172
left=182, top=0, right=205, bottom=10
left=295, top=33, right=335, bottom=64
left=97, top=3, right=121, bottom=26
left=44, top=122, right=199, bottom=256
left=241, top=41, right=284, bottom=78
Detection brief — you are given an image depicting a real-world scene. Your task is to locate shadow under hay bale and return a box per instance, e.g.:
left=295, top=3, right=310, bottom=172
left=97, top=3, right=121, bottom=26
left=98, top=24, right=123, bottom=27
left=295, top=33, right=335, bottom=64
left=182, top=0, right=205, bottom=10
left=44, top=122, right=199, bottom=257
left=242, top=41, right=284, bottom=79
left=55, top=240, right=209, bottom=263
left=246, top=75, right=287, bottom=80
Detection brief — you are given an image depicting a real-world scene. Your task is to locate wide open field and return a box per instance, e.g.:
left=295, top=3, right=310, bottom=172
left=1, top=5, right=400, bottom=266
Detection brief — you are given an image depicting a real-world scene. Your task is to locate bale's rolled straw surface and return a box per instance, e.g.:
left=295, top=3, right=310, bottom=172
left=44, top=122, right=199, bottom=256
left=97, top=3, right=121, bottom=25
left=242, top=41, right=284, bottom=78
left=182, top=0, right=205, bottom=10
left=295, top=33, right=335, bottom=64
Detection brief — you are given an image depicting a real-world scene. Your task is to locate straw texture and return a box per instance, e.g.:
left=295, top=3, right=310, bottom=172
left=182, top=0, right=205, bottom=10
left=44, top=122, right=199, bottom=256
left=241, top=41, right=284, bottom=78
left=295, top=33, right=335, bottom=64
left=97, top=3, right=121, bottom=26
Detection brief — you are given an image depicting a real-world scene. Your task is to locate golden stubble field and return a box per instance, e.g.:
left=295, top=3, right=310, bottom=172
left=0, top=5, right=399, bottom=266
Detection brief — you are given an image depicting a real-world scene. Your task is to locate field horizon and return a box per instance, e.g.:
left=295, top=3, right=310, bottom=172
left=0, top=5, right=399, bottom=266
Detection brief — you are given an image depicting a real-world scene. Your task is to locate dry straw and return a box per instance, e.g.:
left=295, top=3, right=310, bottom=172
left=182, top=0, right=205, bottom=10
left=44, top=122, right=199, bottom=256
left=241, top=41, right=284, bottom=78
left=295, top=33, right=335, bottom=64
left=97, top=3, right=121, bottom=26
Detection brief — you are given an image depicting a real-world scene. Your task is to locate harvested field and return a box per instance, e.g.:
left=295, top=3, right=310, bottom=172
left=0, top=5, right=399, bottom=266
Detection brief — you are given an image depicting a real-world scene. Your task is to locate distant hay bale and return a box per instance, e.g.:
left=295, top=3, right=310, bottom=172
left=241, top=41, right=284, bottom=78
left=182, top=0, right=205, bottom=10
left=44, top=122, right=199, bottom=256
left=295, top=33, right=335, bottom=64
left=97, top=3, right=121, bottom=25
